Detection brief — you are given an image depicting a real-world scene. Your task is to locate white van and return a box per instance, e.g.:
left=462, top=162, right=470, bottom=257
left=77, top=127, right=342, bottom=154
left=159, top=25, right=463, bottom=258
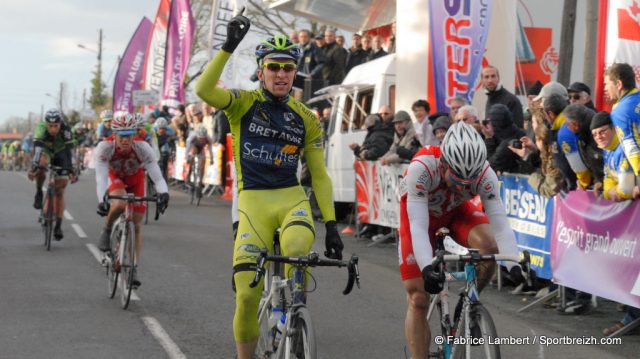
left=309, top=54, right=396, bottom=218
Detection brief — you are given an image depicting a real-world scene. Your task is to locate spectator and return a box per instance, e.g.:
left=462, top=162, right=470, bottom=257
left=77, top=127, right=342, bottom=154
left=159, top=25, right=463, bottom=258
left=367, top=35, right=388, bottom=62
left=411, top=99, right=438, bottom=146
left=534, top=81, right=568, bottom=108
left=560, top=104, right=604, bottom=189
left=590, top=111, right=637, bottom=201
left=523, top=80, right=543, bottom=138
left=361, top=35, right=372, bottom=60
left=202, top=102, right=216, bottom=138
left=485, top=104, right=529, bottom=174
left=346, top=33, right=367, bottom=74
left=567, top=82, right=596, bottom=111
left=605, top=63, right=640, bottom=177
left=482, top=66, right=524, bottom=128
left=454, top=105, right=482, bottom=136
left=387, top=22, right=396, bottom=54
left=349, top=114, right=394, bottom=161
left=319, top=107, right=331, bottom=143
left=191, top=105, right=204, bottom=127
left=297, top=29, right=325, bottom=80
left=314, top=33, right=325, bottom=49
left=185, top=103, right=197, bottom=129
left=289, top=30, right=299, bottom=44
left=380, top=111, right=421, bottom=165
left=448, top=96, right=467, bottom=121
left=336, top=34, right=346, bottom=48
left=543, top=93, right=577, bottom=191
left=171, top=104, right=188, bottom=146
left=322, top=29, right=347, bottom=85
left=377, top=105, right=395, bottom=138
left=523, top=108, right=564, bottom=197
left=432, top=116, right=451, bottom=144
left=603, top=306, right=640, bottom=336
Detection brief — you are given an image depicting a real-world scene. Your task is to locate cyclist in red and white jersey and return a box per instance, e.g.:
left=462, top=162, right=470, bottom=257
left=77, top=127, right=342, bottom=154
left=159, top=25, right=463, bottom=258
left=93, top=111, right=169, bottom=287
left=399, top=122, right=524, bottom=359
left=185, top=125, right=213, bottom=186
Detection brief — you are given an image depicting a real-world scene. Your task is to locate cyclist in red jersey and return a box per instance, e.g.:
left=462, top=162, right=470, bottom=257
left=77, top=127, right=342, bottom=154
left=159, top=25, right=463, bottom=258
left=93, top=111, right=169, bottom=287
left=399, top=122, right=525, bottom=359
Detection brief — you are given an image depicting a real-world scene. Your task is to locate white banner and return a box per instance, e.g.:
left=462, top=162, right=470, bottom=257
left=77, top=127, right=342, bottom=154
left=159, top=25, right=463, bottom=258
left=355, top=161, right=408, bottom=228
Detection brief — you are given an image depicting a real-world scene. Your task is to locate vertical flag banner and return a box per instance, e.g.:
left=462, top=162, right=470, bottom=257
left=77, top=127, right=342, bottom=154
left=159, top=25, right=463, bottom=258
left=595, top=0, right=640, bottom=109
left=113, top=18, right=153, bottom=113
left=207, top=0, right=238, bottom=88
left=428, top=0, right=493, bottom=112
left=163, top=0, right=195, bottom=108
left=142, top=0, right=171, bottom=97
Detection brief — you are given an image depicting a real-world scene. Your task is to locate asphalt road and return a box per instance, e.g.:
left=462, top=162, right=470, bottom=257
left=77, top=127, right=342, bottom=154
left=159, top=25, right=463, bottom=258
left=0, top=169, right=637, bottom=359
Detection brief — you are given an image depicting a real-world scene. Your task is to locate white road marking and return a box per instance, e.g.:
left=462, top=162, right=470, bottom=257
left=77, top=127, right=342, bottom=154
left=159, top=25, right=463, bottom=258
left=64, top=210, right=74, bottom=220
left=85, top=243, right=140, bottom=301
left=71, top=223, right=87, bottom=238
left=531, top=329, right=545, bottom=358
left=142, top=317, right=187, bottom=359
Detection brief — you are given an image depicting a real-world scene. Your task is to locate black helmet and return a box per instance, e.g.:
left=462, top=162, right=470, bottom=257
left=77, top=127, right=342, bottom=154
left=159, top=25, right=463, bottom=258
left=44, top=109, right=63, bottom=123
left=255, top=35, right=301, bottom=64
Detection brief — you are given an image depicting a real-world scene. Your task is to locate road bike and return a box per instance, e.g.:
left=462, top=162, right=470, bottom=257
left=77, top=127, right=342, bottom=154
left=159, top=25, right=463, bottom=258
left=426, top=228, right=533, bottom=359
left=249, top=238, right=360, bottom=359
left=36, top=165, right=68, bottom=251
left=187, top=155, right=203, bottom=206
left=102, top=193, right=159, bottom=310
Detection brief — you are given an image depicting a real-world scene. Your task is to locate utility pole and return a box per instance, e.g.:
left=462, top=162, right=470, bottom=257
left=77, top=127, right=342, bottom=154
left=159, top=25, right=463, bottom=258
left=557, top=0, right=577, bottom=85
left=583, top=0, right=598, bottom=91
left=58, top=82, right=64, bottom=111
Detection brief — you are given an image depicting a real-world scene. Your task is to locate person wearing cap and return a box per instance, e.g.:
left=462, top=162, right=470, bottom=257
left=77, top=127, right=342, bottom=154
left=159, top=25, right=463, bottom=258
left=567, top=82, right=596, bottom=111
left=557, top=104, right=603, bottom=189
left=604, top=62, right=640, bottom=178
left=534, top=81, right=568, bottom=108
left=196, top=15, right=344, bottom=357
left=314, top=32, right=326, bottom=49
left=432, top=116, right=451, bottom=144
left=321, top=29, right=347, bottom=85
left=590, top=111, right=636, bottom=201
left=297, top=29, right=325, bottom=80
left=349, top=113, right=393, bottom=160
left=481, top=65, right=524, bottom=128
left=380, top=110, right=421, bottom=165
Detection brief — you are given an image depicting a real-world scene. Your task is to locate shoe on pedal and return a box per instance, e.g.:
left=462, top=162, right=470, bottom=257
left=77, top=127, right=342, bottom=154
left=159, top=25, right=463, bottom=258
left=98, top=228, right=112, bottom=252
left=54, top=226, right=63, bottom=240
left=33, top=191, right=43, bottom=210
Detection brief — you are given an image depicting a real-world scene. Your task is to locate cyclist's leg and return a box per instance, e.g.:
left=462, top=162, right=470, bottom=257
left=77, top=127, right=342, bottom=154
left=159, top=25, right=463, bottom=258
left=278, top=187, right=315, bottom=280
left=126, top=170, right=147, bottom=263
left=32, top=152, right=49, bottom=209
left=399, top=203, right=434, bottom=359
left=197, top=151, right=206, bottom=185
left=52, top=151, right=72, bottom=234
left=451, top=201, right=495, bottom=291
left=233, top=190, right=278, bottom=359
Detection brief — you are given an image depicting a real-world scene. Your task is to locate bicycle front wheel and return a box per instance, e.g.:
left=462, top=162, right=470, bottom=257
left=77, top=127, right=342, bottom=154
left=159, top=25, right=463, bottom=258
left=452, top=304, right=500, bottom=359
left=119, top=221, right=135, bottom=309
left=44, top=190, right=54, bottom=251
left=107, top=223, right=122, bottom=299
left=255, top=296, right=275, bottom=358
left=285, top=306, right=316, bottom=359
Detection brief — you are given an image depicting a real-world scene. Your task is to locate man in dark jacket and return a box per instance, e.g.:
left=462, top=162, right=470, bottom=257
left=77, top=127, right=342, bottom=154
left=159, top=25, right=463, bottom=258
left=367, top=35, right=388, bottom=62
left=567, top=82, right=597, bottom=111
left=486, top=104, right=530, bottom=174
left=346, top=33, right=368, bottom=74
left=297, top=29, right=325, bottom=80
left=482, top=66, right=524, bottom=128
left=322, top=30, right=347, bottom=85
left=349, top=114, right=393, bottom=160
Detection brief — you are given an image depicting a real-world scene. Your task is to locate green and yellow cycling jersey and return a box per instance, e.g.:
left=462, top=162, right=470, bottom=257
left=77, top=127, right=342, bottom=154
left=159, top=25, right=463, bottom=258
left=33, top=121, right=75, bottom=154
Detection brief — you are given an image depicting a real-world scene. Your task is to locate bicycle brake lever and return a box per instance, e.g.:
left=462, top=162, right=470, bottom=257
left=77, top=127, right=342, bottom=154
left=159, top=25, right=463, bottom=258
left=342, top=255, right=359, bottom=295
left=249, top=250, right=268, bottom=288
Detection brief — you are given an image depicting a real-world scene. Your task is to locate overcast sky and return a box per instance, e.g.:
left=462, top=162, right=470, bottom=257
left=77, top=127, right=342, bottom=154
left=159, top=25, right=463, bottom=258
left=0, top=0, right=159, bottom=124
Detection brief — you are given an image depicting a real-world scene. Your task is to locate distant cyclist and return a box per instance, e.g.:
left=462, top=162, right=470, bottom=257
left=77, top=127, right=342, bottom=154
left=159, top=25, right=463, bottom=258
left=28, top=109, right=77, bottom=240
left=96, top=109, right=113, bottom=142
left=21, top=132, right=33, bottom=169
left=195, top=13, right=343, bottom=359
left=153, top=117, right=176, bottom=181
left=399, top=122, right=527, bottom=359
left=185, top=125, right=213, bottom=186
left=94, top=111, right=169, bottom=287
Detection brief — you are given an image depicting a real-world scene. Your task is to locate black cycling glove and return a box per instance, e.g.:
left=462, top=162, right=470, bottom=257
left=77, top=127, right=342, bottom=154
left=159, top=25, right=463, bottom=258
left=422, top=264, right=445, bottom=294
left=222, top=10, right=251, bottom=53
left=157, top=192, right=170, bottom=214
left=97, top=202, right=110, bottom=217
left=324, top=220, right=344, bottom=260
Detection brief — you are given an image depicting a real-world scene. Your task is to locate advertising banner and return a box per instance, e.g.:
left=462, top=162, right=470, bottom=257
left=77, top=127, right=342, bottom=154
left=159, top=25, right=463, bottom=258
left=552, top=190, right=640, bottom=308
left=113, top=18, right=153, bottom=112
left=142, top=0, right=171, bottom=95
left=355, top=161, right=407, bottom=228
left=499, top=174, right=553, bottom=279
left=162, top=0, right=195, bottom=108
left=428, top=0, right=492, bottom=112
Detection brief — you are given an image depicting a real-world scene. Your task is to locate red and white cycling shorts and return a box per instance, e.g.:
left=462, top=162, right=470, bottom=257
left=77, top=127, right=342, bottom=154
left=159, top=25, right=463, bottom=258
left=108, top=169, right=146, bottom=214
left=398, top=199, right=490, bottom=280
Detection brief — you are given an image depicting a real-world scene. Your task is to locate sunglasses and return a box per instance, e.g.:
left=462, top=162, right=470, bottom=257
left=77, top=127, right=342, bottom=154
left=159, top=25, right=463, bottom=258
left=262, top=62, right=297, bottom=73
left=570, top=94, right=582, bottom=100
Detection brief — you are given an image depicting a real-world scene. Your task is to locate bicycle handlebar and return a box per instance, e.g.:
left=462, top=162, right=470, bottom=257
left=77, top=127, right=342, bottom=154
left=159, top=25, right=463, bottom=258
left=431, top=251, right=524, bottom=265
left=34, top=165, right=72, bottom=172
left=248, top=249, right=360, bottom=295
left=107, top=194, right=158, bottom=203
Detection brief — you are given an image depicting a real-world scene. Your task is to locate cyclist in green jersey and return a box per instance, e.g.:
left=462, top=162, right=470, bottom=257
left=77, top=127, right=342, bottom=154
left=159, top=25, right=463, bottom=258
left=195, top=13, right=343, bottom=359
left=28, top=109, right=77, bottom=240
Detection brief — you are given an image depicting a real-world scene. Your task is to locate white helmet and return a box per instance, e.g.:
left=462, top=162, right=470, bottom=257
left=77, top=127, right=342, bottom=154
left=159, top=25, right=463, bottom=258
left=195, top=125, right=208, bottom=138
left=441, top=122, right=486, bottom=180
left=155, top=117, right=168, bottom=129
left=111, top=111, right=137, bottom=133
left=100, top=109, right=113, bottom=122
left=134, top=113, right=146, bottom=128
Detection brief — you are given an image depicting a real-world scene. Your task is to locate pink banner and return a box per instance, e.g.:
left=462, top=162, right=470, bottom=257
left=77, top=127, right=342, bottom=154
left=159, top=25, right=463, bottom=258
left=355, top=161, right=406, bottom=228
left=551, top=191, right=640, bottom=308
left=113, top=17, right=153, bottom=112
left=142, top=0, right=171, bottom=95
left=162, top=0, right=195, bottom=109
